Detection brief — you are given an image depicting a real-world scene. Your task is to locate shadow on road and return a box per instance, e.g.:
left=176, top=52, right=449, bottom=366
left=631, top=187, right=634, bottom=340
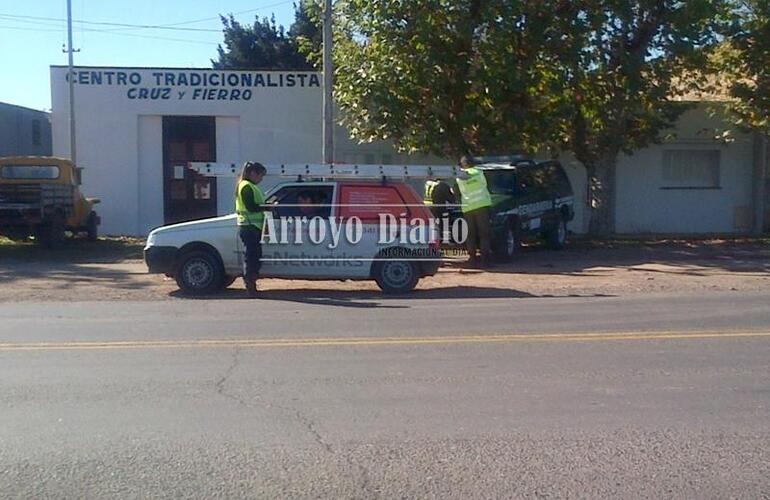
left=168, top=286, right=613, bottom=308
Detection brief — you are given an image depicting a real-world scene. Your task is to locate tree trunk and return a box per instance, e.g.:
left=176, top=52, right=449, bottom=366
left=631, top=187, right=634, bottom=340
left=586, top=153, right=618, bottom=236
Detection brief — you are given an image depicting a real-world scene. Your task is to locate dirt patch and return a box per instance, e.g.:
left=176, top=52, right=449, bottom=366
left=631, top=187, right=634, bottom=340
left=1, top=237, right=768, bottom=302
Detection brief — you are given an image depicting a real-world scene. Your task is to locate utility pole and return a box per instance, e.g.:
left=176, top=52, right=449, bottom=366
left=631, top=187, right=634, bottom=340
left=322, top=0, right=334, bottom=164
left=64, top=0, right=79, bottom=164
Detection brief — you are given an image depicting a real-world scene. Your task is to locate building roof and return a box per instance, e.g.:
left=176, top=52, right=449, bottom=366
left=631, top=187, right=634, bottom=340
left=0, top=101, right=50, bottom=115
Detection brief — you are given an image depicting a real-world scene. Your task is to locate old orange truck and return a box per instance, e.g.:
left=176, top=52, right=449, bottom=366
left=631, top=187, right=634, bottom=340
left=0, top=156, right=100, bottom=247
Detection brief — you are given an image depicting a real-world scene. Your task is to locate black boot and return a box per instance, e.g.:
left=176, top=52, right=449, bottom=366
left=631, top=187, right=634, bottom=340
left=243, top=276, right=258, bottom=298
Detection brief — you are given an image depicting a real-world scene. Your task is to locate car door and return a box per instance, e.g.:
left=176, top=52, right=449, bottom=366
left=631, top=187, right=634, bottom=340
left=254, top=182, right=340, bottom=278
left=515, top=166, right=551, bottom=237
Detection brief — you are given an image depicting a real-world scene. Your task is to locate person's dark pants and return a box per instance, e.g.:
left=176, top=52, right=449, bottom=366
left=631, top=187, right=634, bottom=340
left=464, top=207, right=491, bottom=262
left=239, top=225, right=263, bottom=281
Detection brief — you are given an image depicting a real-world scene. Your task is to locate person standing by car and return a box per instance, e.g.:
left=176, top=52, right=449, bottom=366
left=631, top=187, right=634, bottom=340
left=456, top=156, right=493, bottom=268
left=236, top=161, right=270, bottom=297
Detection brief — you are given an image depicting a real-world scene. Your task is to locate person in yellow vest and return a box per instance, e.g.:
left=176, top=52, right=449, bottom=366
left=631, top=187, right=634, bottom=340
left=456, top=156, right=493, bottom=268
left=235, top=161, right=271, bottom=297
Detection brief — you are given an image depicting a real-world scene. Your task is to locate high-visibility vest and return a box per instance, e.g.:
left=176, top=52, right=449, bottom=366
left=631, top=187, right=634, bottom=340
left=456, top=167, right=492, bottom=213
left=424, top=180, right=440, bottom=205
left=235, top=179, right=266, bottom=229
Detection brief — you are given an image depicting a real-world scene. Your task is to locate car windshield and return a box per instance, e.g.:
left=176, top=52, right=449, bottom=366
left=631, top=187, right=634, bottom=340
left=1, top=165, right=60, bottom=180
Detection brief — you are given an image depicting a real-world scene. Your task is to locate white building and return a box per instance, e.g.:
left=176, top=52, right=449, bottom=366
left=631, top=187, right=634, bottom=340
left=51, top=65, right=767, bottom=236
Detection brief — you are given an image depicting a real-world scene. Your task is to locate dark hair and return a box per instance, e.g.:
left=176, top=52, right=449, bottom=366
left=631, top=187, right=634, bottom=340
left=297, top=190, right=314, bottom=201
left=240, top=161, right=267, bottom=181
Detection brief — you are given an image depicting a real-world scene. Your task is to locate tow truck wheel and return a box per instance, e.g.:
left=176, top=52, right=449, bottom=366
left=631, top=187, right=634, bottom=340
left=495, top=222, right=519, bottom=262
left=547, top=218, right=567, bottom=250
left=374, top=259, right=419, bottom=294
left=86, top=211, right=98, bottom=241
left=36, top=215, right=66, bottom=248
left=175, top=250, right=224, bottom=295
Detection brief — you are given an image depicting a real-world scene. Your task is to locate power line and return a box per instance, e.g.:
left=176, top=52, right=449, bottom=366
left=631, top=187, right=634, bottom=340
left=0, top=1, right=295, bottom=33
left=0, top=24, right=63, bottom=33
left=147, top=1, right=295, bottom=27
left=0, top=21, right=218, bottom=45
left=0, top=12, right=221, bottom=32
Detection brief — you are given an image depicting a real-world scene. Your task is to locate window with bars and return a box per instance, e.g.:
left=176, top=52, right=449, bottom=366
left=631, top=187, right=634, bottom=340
left=661, top=149, right=720, bottom=189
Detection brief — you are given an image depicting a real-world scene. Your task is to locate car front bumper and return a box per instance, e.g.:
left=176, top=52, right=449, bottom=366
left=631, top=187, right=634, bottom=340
left=144, top=245, right=178, bottom=274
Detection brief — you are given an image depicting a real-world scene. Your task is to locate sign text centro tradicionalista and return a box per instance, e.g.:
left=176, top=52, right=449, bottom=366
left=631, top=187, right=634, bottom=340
left=64, top=70, right=321, bottom=101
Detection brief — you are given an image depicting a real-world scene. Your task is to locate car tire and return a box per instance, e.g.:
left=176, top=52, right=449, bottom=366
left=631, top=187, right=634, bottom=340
left=494, top=221, right=520, bottom=262
left=373, top=259, right=419, bottom=294
left=86, top=211, right=98, bottom=241
left=547, top=218, right=567, bottom=250
left=174, top=250, right=224, bottom=295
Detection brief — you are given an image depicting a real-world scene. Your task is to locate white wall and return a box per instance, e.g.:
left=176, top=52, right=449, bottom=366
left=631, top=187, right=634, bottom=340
left=215, top=116, right=240, bottom=216
left=137, top=116, right=164, bottom=235
left=615, top=106, right=754, bottom=234
left=51, top=66, right=328, bottom=235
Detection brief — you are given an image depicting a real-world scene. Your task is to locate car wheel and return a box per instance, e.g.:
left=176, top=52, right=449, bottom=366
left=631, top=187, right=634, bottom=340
left=175, top=250, right=224, bottom=295
left=547, top=218, right=567, bottom=250
left=374, top=259, right=419, bottom=294
left=494, top=222, right=520, bottom=262
left=86, top=211, right=98, bottom=241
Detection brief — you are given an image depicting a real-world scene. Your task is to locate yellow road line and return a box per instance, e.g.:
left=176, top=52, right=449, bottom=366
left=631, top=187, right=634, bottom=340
left=0, top=330, right=769, bottom=352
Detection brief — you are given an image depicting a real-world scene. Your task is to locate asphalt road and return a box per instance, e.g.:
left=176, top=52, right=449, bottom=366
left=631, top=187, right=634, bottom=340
left=1, top=291, right=769, bottom=498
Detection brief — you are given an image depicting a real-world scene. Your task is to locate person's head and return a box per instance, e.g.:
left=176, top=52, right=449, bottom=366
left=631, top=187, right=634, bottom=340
left=460, top=155, right=473, bottom=169
left=297, top=190, right=314, bottom=205
left=241, top=161, right=267, bottom=184
left=297, top=190, right=317, bottom=215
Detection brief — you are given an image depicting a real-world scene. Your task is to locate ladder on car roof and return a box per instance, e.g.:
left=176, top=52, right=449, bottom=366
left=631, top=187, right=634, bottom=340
left=187, top=162, right=463, bottom=180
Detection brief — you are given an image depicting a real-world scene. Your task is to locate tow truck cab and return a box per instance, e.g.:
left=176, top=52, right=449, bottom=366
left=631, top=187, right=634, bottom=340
left=427, top=159, right=575, bottom=260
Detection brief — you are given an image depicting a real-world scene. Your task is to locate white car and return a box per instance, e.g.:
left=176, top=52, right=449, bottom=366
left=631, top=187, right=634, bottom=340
left=144, top=180, right=442, bottom=295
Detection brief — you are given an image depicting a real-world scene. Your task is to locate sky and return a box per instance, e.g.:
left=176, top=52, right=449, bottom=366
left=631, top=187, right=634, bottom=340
left=0, top=0, right=297, bottom=111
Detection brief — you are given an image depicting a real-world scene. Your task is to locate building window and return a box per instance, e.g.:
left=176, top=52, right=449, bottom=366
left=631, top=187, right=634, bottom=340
left=31, top=120, right=42, bottom=146
left=364, top=153, right=376, bottom=164
left=381, top=153, right=393, bottom=165
left=662, top=149, right=720, bottom=189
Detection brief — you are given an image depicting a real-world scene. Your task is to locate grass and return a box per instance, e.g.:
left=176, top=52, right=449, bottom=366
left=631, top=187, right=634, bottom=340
left=0, top=236, right=145, bottom=263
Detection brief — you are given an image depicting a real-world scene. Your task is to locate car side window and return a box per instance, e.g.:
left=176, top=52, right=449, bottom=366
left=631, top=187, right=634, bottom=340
left=517, top=169, right=535, bottom=195
left=484, top=171, right=516, bottom=194
left=267, top=185, right=334, bottom=218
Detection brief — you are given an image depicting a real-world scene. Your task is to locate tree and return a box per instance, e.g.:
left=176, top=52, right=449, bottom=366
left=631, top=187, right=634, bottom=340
left=559, top=1, right=729, bottom=234
left=333, top=0, right=575, bottom=158
left=291, top=0, right=324, bottom=68
left=723, top=0, right=770, bottom=135
left=333, top=0, right=727, bottom=234
left=213, top=13, right=313, bottom=70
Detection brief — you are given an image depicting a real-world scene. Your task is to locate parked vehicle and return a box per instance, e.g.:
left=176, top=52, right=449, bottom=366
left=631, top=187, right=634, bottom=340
left=427, top=159, right=575, bottom=260
left=0, top=156, right=100, bottom=247
left=144, top=180, right=441, bottom=295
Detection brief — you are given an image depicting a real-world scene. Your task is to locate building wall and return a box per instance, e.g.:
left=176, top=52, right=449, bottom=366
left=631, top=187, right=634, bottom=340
left=0, top=102, right=52, bottom=157
left=51, top=66, right=759, bottom=236
left=51, top=66, right=441, bottom=235
left=615, top=106, right=755, bottom=234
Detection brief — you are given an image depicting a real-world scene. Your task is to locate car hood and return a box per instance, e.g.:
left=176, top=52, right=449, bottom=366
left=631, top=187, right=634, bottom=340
left=149, top=213, right=237, bottom=236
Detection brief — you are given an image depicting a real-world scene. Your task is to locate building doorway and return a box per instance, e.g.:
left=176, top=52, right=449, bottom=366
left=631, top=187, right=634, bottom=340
left=162, top=116, right=217, bottom=225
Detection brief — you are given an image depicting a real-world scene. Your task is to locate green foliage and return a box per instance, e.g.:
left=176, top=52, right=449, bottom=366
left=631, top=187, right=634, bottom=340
left=333, top=0, right=572, bottom=158
left=562, top=1, right=730, bottom=168
left=213, top=11, right=314, bottom=70
left=292, top=0, right=325, bottom=68
left=723, top=0, right=770, bottom=134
